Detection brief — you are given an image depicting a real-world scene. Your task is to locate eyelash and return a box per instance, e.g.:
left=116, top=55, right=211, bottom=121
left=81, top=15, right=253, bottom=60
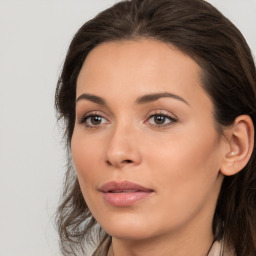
left=78, top=111, right=178, bottom=129
left=78, top=112, right=109, bottom=129
left=145, top=112, right=178, bottom=128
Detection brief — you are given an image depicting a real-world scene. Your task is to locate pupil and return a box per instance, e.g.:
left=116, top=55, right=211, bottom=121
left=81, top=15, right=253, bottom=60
left=91, top=116, right=102, bottom=125
left=154, top=115, right=165, bottom=124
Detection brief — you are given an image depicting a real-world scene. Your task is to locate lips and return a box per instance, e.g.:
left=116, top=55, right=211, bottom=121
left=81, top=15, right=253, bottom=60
left=100, top=181, right=153, bottom=193
left=99, top=181, right=154, bottom=207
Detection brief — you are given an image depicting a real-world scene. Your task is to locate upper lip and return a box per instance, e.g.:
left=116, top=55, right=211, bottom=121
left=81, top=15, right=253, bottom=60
left=99, top=181, right=154, bottom=193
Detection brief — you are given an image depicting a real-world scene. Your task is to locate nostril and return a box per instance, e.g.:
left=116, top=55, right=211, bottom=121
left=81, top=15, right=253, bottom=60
left=106, top=159, right=133, bottom=167
left=122, top=159, right=133, bottom=164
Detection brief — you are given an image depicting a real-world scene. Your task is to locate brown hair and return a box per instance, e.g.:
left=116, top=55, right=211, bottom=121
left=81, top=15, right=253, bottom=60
left=55, top=0, right=256, bottom=255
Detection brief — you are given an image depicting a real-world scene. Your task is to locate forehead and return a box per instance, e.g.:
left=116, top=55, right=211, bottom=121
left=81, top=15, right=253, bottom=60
left=76, top=39, right=211, bottom=110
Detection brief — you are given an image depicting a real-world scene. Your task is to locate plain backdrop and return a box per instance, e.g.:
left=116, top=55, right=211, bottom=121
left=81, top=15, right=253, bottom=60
left=0, top=1, right=255, bottom=256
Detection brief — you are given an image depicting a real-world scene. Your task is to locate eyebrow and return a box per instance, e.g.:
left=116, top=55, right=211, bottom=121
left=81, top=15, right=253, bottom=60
left=76, top=93, right=106, bottom=105
left=76, top=92, right=189, bottom=106
left=136, top=92, right=190, bottom=106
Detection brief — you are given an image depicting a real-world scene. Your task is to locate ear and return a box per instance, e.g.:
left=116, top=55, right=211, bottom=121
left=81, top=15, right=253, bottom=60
left=220, top=115, right=254, bottom=176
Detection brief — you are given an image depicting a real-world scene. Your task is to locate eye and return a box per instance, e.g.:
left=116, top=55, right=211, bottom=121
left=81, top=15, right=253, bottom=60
left=146, top=113, right=177, bottom=127
left=79, top=114, right=109, bottom=128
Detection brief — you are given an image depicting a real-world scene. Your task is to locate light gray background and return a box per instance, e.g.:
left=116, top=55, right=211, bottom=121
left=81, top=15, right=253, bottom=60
left=0, top=1, right=255, bottom=256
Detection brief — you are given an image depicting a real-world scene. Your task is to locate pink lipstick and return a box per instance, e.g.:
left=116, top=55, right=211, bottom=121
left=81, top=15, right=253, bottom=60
left=99, top=181, right=154, bottom=207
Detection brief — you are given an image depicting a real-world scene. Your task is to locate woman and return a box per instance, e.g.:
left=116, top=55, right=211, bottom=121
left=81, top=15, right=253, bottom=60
left=55, top=0, right=256, bottom=255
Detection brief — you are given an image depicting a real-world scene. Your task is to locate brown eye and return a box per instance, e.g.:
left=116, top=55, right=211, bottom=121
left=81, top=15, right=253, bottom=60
left=90, top=116, right=103, bottom=125
left=79, top=114, right=108, bottom=128
left=154, top=115, right=166, bottom=125
left=147, top=114, right=177, bottom=127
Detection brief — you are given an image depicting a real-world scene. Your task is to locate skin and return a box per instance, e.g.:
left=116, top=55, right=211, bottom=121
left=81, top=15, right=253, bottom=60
left=71, top=39, right=230, bottom=256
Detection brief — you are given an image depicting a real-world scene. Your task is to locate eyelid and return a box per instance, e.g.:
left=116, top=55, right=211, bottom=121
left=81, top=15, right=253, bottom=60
left=78, top=111, right=110, bottom=125
left=144, top=110, right=178, bottom=128
left=145, top=109, right=178, bottom=120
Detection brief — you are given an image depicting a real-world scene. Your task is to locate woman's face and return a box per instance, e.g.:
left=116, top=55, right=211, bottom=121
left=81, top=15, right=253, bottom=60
left=72, top=39, right=226, bottom=241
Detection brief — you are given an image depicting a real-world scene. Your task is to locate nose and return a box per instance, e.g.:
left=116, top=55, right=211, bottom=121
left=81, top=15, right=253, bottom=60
left=105, top=123, right=142, bottom=168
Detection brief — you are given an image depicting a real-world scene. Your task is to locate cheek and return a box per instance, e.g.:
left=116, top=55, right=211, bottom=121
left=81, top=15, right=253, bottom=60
left=71, top=131, right=102, bottom=194
left=146, top=131, right=220, bottom=177
left=144, top=127, right=222, bottom=211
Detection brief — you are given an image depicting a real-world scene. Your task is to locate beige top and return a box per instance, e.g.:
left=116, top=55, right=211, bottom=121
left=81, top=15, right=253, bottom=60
left=92, top=237, right=235, bottom=256
left=208, top=239, right=235, bottom=256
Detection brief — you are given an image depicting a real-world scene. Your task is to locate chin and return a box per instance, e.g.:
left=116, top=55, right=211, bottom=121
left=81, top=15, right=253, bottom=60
left=105, top=227, right=154, bottom=241
left=98, top=212, right=167, bottom=242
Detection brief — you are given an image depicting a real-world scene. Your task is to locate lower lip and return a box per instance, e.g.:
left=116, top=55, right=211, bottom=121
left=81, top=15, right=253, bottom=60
left=103, top=191, right=153, bottom=207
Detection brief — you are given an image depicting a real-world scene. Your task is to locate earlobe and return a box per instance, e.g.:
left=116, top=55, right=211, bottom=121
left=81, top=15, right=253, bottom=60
left=220, top=115, right=254, bottom=176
